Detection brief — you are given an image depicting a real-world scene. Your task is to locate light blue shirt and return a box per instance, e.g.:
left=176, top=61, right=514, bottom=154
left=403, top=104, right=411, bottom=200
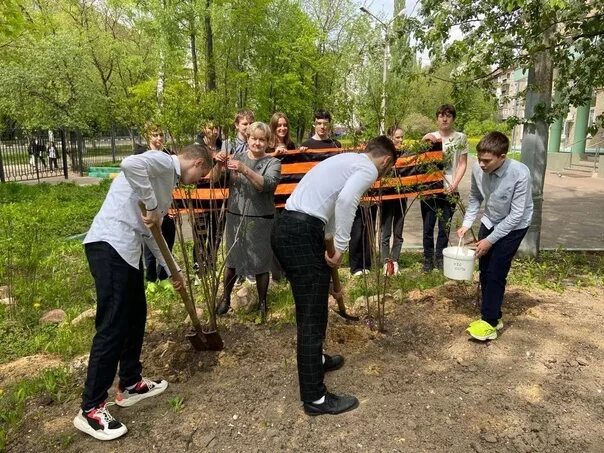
left=462, top=158, right=533, bottom=244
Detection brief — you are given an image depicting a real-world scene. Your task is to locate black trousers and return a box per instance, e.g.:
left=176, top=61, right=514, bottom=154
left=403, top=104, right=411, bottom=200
left=144, top=214, right=175, bottom=281
left=478, top=225, right=528, bottom=325
left=349, top=205, right=377, bottom=273
left=380, top=198, right=406, bottom=263
left=82, top=241, right=147, bottom=411
left=420, top=194, right=457, bottom=261
left=271, top=210, right=330, bottom=402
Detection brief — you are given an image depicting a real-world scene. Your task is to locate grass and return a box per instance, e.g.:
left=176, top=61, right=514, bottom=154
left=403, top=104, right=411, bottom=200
left=510, top=249, right=604, bottom=291
left=0, top=366, right=78, bottom=451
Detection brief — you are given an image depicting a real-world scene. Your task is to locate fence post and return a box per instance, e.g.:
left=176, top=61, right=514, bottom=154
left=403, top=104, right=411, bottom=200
left=0, top=141, right=5, bottom=183
left=60, top=129, right=69, bottom=179
left=77, top=130, right=84, bottom=177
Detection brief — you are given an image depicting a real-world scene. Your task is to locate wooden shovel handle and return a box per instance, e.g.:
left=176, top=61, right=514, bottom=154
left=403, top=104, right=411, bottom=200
left=139, top=203, right=204, bottom=333
left=324, top=239, right=343, bottom=295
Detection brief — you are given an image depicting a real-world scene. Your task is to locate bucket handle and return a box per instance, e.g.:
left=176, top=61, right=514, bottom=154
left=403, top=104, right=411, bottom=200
left=455, top=237, right=464, bottom=258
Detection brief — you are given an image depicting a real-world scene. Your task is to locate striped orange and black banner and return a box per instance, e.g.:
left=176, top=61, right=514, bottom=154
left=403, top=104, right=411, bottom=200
left=172, top=145, right=445, bottom=213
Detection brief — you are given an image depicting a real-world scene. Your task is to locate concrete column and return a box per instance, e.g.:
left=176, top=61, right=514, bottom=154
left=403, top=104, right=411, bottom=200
left=571, top=103, right=590, bottom=157
left=548, top=117, right=563, bottom=153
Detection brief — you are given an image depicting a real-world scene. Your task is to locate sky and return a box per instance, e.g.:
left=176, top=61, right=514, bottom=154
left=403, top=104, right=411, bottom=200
left=364, top=0, right=421, bottom=20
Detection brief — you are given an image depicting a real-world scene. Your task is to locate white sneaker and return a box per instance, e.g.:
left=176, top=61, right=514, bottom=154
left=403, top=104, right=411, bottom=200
left=115, top=377, right=168, bottom=408
left=383, top=263, right=389, bottom=276
left=393, top=262, right=399, bottom=276
left=73, top=403, right=127, bottom=441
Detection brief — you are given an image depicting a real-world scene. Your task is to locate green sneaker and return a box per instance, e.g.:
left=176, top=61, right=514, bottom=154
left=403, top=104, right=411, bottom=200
left=469, top=318, right=503, bottom=330
left=466, top=320, right=498, bottom=341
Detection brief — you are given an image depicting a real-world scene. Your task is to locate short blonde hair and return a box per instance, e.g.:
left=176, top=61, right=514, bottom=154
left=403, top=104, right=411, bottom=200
left=246, top=121, right=271, bottom=142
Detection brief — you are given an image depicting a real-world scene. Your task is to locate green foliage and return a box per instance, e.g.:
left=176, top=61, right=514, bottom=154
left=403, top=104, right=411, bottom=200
left=414, top=0, right=604, bottom=123
left=401, top=113, right=436, bottom=139
left=464, top=119, right=511, bottom=138
left=169, top=395, right=185, bottom=412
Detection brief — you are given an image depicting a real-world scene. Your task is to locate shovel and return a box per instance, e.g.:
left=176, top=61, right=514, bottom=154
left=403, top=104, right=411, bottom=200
left=325, top=237, right=359, bottom=321
left=140, top=204, right=224, bottom=351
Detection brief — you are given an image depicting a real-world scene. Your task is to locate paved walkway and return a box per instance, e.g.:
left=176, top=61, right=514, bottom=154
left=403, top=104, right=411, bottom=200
left=17, top=159, right=604, bottom=250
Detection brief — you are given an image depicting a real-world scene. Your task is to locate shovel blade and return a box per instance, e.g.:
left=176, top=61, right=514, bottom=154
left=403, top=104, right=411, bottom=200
left=186, top=330, right=224, bottom=351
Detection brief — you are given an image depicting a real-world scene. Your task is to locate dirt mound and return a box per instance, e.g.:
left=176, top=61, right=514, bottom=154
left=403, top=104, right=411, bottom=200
left=0, top=355, right=63, bottom=388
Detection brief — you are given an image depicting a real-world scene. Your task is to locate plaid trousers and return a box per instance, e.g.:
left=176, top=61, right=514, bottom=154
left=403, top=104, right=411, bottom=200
left=271, top=210, right=330, bottom=402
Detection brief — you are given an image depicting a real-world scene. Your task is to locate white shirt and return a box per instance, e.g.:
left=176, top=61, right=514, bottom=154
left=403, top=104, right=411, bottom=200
left=462, top=159, right=533, bottom=244
left=285, top=152, right=378, bottom=252
left=431, top=131, right=468, bottom=187
left=84, top=151, right=180, bottom=273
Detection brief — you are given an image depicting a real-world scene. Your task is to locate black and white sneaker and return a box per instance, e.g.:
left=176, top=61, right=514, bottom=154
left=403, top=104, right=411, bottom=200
left=73, top=403, right=127, bottom=441
left=115, top=377, right=168, bottom=408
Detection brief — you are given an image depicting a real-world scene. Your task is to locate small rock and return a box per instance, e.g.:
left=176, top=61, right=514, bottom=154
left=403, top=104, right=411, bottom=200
left=481, top=433, right=498, bottom=444
left=71, top=308, right=96, bottom=325
left=460, top=387, right=471, bottom=394
left=40, top=309, right=66, bottom=324
left=456, top=357, right=464, bottom=365
left=468, top=365, right=478, bottom=372
left=232, top=414, right=239, bottom=420
left=576, top=356, right=589, bottom=366
left=0, top=297, right=15, bottom=306
left=393, top=289, right=402, bottom=300
left=266, top=428, right=279, bottom=439
left=236, top=286, right=249, bottom=298
left=569, top=360, right=580, bottom=367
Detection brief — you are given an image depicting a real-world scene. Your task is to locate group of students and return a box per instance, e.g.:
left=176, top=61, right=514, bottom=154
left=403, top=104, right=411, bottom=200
left=73, top=103, right=533, bottom=440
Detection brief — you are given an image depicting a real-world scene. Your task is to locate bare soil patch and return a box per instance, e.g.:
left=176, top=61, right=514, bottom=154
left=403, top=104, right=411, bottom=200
left=5, top=283, right=604, bottom=452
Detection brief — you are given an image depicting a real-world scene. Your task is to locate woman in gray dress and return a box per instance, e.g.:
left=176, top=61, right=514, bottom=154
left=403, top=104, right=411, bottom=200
left=213, top=122, right=281, bottom=319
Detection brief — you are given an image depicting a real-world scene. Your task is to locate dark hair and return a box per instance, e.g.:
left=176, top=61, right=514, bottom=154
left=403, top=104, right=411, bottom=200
left=365, top=135, right=398, bottom=162
left=386, top=124, right=403, bottom=137
left=235, top=109, right=254, bottom=124
left=178, top=143, right=214, bottom=169
left=436, top=104, right=456, bottom=119
left=476, top=131, right=509, bottom=157
left=313, top=109, right=332, bottom=123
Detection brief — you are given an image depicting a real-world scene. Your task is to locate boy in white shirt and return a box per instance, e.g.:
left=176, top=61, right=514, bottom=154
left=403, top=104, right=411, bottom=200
left=271, top=136, right=397, bottom=416
left=73, top=143, right=213, bottom=441
left=422, top=104, right=468, bottom=271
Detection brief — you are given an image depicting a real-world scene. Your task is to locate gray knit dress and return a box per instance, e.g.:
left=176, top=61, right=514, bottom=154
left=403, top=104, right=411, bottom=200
left=224, top=152, right=281, bottom=275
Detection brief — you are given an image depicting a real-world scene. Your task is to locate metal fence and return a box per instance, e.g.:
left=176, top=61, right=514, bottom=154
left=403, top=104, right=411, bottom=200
left=0, top=130, right=141, bottom=183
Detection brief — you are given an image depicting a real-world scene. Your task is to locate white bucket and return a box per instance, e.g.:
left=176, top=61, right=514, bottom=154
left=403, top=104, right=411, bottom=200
left=442, top=238, right=475, bottom=281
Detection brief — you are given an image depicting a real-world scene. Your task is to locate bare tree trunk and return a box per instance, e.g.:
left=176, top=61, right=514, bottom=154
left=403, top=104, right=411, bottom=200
left=204, top=0, right=216, bottom=91
left=518, top=47, right=553, bottom=258
left=190, top=28, right=200, bottom=102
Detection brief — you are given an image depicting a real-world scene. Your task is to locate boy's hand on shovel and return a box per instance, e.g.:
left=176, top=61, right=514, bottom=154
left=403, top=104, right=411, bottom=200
left=170, top=270, right=185, bottom=291
left=141, top=207, right=163, bottom=228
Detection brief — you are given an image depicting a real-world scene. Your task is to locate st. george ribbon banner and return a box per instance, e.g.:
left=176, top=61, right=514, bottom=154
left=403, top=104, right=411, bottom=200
left=171, top=143, right=445, bottom=213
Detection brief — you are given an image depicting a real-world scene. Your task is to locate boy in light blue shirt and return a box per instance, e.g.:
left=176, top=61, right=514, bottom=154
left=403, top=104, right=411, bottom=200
left=457, top=131, right=533, bottom=341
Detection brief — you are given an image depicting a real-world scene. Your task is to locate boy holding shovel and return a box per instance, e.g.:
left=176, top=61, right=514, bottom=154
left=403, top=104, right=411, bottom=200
left=74, top=143, right=214, bottom=440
